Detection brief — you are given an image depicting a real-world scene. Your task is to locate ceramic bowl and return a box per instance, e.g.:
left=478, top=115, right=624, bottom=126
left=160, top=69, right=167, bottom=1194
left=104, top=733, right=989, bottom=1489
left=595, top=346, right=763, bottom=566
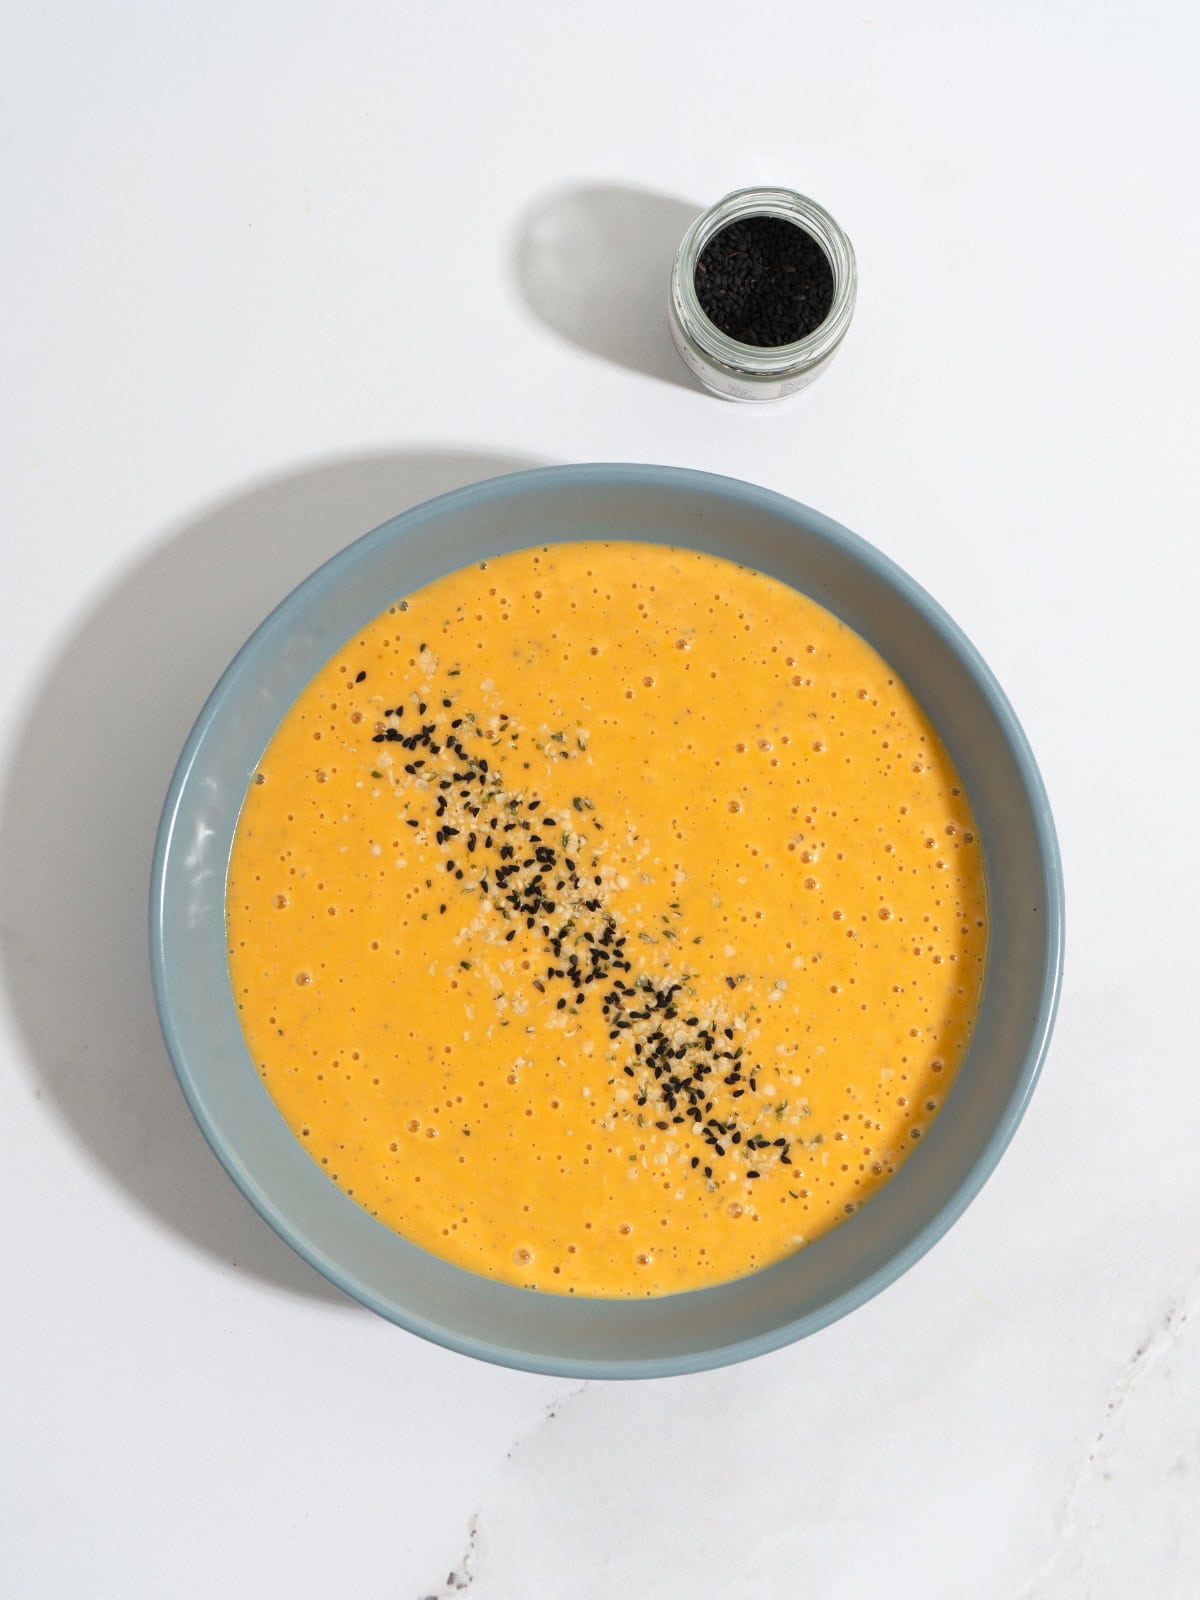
left=150, top=464, right=1063, bottom=1377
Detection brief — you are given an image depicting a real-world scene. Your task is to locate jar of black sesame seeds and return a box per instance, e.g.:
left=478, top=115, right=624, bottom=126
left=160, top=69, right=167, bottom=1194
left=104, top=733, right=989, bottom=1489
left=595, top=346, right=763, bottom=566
left=668, top=187, right=856, bottom=401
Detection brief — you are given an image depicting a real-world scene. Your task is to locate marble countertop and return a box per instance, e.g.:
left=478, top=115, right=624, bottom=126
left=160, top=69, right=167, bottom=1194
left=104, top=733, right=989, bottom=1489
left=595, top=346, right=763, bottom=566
left=4, top=4, right=1197, bottom=1595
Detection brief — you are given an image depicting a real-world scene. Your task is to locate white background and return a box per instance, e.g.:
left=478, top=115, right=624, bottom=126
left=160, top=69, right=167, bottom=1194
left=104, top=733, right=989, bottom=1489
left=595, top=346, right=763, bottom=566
left=4, top=3, right=1198, bottom=1596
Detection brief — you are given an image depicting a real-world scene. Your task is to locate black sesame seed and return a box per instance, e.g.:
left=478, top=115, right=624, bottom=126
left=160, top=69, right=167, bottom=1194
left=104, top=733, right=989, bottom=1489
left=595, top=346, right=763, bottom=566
left=695, top=215, right=834, bottom=347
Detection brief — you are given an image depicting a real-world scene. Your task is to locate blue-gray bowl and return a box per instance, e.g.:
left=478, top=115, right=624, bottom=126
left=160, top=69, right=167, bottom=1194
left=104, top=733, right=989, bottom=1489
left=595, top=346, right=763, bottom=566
left=150, top=464, right=1063, bottom=1377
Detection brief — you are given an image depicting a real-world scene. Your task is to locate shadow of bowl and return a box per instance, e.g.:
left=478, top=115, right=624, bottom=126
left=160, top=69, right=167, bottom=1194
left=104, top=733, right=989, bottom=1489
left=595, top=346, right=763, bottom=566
left=0, top=446, right=541, bottom=1303
left=513, top=183, right=702, bottom=388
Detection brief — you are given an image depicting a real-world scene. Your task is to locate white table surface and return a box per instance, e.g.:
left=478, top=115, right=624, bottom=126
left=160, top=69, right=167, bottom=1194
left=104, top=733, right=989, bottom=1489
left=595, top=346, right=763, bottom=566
left=4, top=4, right=1198, bottom=1595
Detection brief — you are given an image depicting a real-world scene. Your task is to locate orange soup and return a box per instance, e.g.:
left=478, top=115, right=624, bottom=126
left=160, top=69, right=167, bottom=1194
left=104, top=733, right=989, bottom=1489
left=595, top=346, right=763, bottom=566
left=226, top=543, right=987, bottom=1296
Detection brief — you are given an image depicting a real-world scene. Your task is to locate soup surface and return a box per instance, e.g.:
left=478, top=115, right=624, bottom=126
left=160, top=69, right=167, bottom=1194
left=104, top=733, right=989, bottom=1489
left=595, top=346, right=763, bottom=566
left=227, top=542, right=987, bottom=1296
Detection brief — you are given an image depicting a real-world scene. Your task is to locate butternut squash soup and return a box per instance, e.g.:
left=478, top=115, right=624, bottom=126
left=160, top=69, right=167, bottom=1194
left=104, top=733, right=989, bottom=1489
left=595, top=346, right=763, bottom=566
left=226, top=542, right=987, bottom=1296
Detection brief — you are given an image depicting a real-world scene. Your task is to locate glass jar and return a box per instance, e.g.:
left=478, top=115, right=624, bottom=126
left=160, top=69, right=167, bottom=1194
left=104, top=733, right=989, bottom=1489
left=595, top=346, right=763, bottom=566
left=668, top=187, right=857, bottom=401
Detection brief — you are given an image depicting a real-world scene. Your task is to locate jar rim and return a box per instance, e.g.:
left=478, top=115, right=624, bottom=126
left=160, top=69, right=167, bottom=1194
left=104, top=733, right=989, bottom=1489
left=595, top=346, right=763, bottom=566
left=670, top=187, right=857, bottom=380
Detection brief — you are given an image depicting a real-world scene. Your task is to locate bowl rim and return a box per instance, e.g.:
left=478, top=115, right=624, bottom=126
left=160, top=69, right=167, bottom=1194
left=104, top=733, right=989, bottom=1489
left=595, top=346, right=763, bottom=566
left=150, top=462, right=1064, bottom=1376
